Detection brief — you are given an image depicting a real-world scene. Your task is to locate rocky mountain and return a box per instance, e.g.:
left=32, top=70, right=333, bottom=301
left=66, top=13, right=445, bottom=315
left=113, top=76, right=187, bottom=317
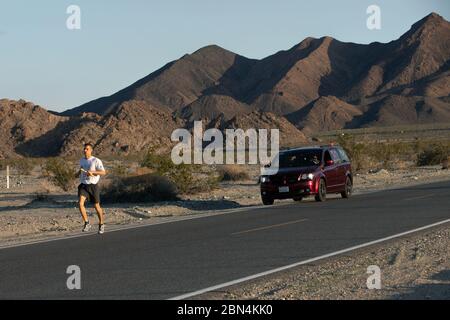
left=174, top=94, right=252, bottom=125
left=0, top=99, right=186, bottom=158
left=0, top=99, right=68, bottom=158
left=286, top=96, right=363, bottom=136
left=62, top=45, right=257, bottom=116
left=63, top=12, right=450, bottom=126
left=58, top=100, right=185, bottom=157
left=1, top=13, right=449, bottom=158
left=219, top=111, right=308, bottom=147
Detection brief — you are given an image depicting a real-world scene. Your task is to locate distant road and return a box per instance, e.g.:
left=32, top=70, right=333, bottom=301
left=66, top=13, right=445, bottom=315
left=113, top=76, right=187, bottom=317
left=0, top=180, right=449, bottom=299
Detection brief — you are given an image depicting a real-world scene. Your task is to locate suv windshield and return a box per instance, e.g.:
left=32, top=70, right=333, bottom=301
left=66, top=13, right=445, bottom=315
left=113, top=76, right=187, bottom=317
left=279, top=149, right=322, bottom=168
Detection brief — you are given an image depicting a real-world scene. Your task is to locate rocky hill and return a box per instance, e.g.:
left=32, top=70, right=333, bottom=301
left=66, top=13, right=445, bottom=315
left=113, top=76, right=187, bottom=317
left=1, top=13, right=449, bottom=158
left=62, top=12, right=450, bottom=133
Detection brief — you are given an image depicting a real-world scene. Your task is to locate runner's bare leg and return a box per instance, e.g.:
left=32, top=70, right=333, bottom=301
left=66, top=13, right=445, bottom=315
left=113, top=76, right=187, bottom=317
left=94, top=203, right=104, bottom=225
left=79, top=195, right=89, bottom=223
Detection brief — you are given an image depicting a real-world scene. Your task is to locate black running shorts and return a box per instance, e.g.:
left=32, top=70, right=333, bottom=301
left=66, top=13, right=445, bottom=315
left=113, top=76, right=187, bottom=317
left=78, top=183, right=101, bottom=204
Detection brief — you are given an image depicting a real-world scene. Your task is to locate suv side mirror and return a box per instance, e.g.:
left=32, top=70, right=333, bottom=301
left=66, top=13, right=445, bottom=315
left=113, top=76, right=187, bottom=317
left=326, top=160, right=334, bottom=166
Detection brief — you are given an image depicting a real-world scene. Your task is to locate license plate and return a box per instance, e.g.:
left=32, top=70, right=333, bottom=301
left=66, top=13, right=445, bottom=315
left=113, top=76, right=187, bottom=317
left=279, top=186, right=289, bottom=193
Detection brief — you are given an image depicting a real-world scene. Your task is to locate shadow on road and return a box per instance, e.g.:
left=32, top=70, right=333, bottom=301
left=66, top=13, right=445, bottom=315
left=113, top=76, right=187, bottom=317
left=173, top=199, right=245, bottom=211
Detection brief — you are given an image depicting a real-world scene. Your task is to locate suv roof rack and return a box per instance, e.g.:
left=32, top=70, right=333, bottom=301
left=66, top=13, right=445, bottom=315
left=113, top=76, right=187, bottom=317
left=281, top=144, right=341, bottom=152
left=320, top=143, right=340, bottom=148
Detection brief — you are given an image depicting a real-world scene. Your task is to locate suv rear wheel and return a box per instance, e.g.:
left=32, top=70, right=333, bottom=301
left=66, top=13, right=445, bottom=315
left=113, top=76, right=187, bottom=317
left=315, top=179, right=326, bottom=202
left=293, top=196, right=303, bottom=202
left=341, top=177, right=353, bottom=198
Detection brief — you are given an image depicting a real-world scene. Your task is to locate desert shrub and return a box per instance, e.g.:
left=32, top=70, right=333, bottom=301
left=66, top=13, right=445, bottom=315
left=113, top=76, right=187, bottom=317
left=141, top=148, right=178, bottom=174
left=170, top=164, right=195, bottom=193
left=0, top=160, right=11, bottom=171
left=337, top=134, right=420, bottom=171
left=413, top=139, right=427, bottom=154
left=367, top=142, right=414, bottom=169
left=336, top=134, right=369, bottom=172
left=102, top=174, right=178, bottom=203
left=141, top=149, right=219, bottom=194
left=13, top=158, right=36, bottom=175
left=218, top=165, right=250, bottom=181
left=417, top=144, right=449, bottom=166
left=443, top=157, right=450, bottom=169
left=0, top=159, right=14, bottom=170
left=0, top=158, right=36, bottom=175
left=191, top=170, right=221, bottom=193
left=43, top=158, right=78, bottom=191
left=110, top=162, right=128, bottom=177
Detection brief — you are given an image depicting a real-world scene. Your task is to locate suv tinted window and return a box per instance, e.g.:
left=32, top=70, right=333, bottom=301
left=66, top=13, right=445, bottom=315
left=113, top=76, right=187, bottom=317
left=279, top=149, right=322, bottom=168
left=330, top=149, right=341, bottom=163
left=324, top=150, right=332, bottom=162
left=336, top=148, right=350, bottom=162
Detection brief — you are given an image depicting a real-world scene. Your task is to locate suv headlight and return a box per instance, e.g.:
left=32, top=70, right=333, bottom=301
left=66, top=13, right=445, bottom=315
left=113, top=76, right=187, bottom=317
left=299, top=173, right=314, bottom=180
left=261, top=176, right=270, bottom=183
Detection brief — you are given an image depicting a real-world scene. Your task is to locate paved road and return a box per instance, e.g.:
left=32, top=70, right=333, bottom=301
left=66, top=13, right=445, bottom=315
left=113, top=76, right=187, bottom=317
left=0, top=180, right=449, bottom=299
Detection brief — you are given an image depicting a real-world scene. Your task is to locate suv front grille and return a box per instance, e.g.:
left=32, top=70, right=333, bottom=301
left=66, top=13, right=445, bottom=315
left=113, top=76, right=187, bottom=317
left=271, top=174, right=298, bottom=185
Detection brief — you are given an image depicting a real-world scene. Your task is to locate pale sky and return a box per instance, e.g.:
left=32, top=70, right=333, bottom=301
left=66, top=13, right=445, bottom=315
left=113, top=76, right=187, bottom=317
left=0, top=0, right=449, bottom=112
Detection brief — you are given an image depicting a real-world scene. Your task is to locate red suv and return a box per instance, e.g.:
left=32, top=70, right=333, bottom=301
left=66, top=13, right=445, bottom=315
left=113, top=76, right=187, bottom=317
left=260, top=145, right=353, bottom=205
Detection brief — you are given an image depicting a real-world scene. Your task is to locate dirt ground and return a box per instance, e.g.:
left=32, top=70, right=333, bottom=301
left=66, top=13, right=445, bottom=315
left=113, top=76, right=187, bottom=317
left=0, top=164, right=449, bottom=299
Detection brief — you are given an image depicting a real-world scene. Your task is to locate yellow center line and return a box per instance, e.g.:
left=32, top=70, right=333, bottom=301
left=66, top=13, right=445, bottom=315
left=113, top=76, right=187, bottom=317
left=231, top=218, right=308, bottom=236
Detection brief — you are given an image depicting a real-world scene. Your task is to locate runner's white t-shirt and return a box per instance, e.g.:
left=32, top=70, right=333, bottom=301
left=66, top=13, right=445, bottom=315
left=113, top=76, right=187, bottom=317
left=80, top=157, right=105, bottom=185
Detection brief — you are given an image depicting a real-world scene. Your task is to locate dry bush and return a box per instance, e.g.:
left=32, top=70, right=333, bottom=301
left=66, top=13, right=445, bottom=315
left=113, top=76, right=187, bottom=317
left=101, top=173, right=178, bottom=203
left=337, top=135, right=420, bottom=172
left=387, top=159, right=412, bottom=170
left=218, top=165, right=250, bottom=181
left=141, top=148, right=220, bottom=194
left=0, top=158, right=35, bottom=174
left=13, top=158, right=36, bottom=175
left=110, top=162, right=129, bottom=177
left=43, top=158, right=78, bottom=191
left=417, top=144, right=449, bottom=166
left=337, top=135, right=370, bottom=172
left=442, top=156, right=450, bottom=169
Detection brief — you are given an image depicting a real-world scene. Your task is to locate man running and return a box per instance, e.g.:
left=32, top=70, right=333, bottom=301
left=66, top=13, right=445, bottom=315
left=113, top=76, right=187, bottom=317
left=78, top=142, right=107, bottom=234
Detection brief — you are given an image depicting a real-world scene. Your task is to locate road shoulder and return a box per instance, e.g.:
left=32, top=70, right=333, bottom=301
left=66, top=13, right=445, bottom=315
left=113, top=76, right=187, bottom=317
left=195, top=222, right=450, bottom=300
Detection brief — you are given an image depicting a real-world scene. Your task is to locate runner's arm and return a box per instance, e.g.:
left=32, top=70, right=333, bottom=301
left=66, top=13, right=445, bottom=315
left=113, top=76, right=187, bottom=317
left=89, top=160, right=106, bottom=176
left=88, top=169, right=106, bottom=176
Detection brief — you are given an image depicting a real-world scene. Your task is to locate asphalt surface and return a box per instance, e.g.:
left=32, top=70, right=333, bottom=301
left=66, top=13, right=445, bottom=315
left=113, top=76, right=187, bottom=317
left=0, top=180, right=449, bottom=299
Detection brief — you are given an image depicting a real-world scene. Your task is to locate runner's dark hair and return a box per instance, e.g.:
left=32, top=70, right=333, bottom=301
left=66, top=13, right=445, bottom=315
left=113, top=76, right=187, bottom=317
left=84, top=142, right=95, bottom=149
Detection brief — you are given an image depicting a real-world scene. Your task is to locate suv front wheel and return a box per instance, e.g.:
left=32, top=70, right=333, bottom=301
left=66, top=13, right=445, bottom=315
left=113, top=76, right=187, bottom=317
left=315, top=179, right=326, bottom=202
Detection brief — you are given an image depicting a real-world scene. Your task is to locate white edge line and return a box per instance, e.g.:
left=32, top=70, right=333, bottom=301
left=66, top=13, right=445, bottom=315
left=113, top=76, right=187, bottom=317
left=168, top=218, right=450, bottom=300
